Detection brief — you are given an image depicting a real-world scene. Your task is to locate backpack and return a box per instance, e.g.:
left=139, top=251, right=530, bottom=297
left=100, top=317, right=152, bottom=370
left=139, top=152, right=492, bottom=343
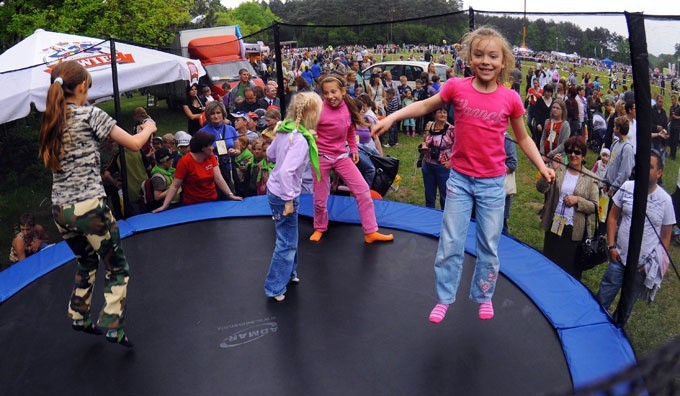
left=140, top=177, right=162, bottom=211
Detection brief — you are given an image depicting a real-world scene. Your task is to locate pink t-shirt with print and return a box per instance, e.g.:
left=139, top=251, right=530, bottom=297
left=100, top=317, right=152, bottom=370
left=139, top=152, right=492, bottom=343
left=440, top=77, right=524, bottom=178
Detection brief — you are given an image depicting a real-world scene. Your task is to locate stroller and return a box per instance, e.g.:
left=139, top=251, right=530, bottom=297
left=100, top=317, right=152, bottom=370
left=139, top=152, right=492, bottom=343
left=589, top=112, right=607, bottom=152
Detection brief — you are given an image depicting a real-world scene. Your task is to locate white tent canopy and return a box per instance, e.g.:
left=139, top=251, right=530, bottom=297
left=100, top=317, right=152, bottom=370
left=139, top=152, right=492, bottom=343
left=0, top=29, right=206, bottom=124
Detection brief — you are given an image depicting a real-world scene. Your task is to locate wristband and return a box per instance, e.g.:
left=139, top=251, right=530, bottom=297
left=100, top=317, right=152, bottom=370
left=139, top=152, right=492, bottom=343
left=607, top=245, right=616, bottom=251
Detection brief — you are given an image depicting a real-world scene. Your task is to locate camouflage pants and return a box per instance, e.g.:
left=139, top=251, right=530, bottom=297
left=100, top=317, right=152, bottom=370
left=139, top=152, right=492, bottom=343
left=52, top=198, right=129, bottom=330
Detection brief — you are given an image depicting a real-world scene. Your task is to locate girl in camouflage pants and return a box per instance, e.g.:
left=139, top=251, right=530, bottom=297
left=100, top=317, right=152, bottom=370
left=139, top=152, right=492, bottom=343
left=39, top=61, right=157, bottom=347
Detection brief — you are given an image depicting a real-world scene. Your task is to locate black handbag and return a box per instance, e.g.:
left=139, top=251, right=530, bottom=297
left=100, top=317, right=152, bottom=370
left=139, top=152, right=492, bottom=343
left=577, top=216, right=608, bottom=271
left=360, top=147, right=400, bottom=197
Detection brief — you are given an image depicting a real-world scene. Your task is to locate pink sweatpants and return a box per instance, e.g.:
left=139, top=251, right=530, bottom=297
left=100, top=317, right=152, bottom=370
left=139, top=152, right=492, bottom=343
left=313, top=155, right=378, bottom=234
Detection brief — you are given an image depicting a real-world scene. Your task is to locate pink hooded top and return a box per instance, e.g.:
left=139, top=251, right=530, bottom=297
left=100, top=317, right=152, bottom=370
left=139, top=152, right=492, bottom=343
left=315, top=101, right=358, bottom=157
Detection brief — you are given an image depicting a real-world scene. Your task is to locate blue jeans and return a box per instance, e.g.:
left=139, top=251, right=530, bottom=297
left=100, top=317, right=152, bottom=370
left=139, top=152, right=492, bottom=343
left=434, top=169, right=505, bottom=304
left=596, top=261, right=645, bottom=323
left=264, top=191, right=299, bottom=297
left=357, top=145, right=378, bottom=187
left=421, top=161, right=450, bottom=209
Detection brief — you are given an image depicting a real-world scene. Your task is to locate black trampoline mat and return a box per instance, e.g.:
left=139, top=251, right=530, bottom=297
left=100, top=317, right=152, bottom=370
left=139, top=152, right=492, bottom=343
left=0, top=217, right=571, bottom=396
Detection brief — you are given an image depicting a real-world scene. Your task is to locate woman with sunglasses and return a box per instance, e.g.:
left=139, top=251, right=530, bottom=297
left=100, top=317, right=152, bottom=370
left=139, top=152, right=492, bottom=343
left=537, top=136, right=598, bottom=280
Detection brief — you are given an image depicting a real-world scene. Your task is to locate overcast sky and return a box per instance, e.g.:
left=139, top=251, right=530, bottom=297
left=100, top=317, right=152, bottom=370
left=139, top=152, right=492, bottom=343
left=220, top=0, right=680, bottom=55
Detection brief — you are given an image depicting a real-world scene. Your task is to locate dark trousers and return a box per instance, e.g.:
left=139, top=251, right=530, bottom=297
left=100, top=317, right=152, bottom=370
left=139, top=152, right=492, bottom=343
left=388, top=125, right=399, bottom=146
left=416, top=116, right=425, bottom=134
left=543, top=226, right=583, bottom=280
left=672, top=187, right=680, bottom=228
left=218, top=157, right=236, bottom=199
left=670, top=127, right=680, bottom=159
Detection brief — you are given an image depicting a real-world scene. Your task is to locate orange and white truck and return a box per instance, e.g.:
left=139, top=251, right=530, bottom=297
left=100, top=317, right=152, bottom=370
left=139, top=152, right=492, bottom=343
left=147, top=25, right=263, bottom=108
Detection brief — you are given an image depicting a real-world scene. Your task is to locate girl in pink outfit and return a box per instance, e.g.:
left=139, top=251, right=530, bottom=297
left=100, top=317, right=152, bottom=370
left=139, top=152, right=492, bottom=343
left=374, top=27, right=555, bottom=324
left=310, top=75, right=393, bottom=244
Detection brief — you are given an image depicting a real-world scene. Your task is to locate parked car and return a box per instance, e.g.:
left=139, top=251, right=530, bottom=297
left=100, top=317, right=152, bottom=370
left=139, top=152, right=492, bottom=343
left=361, top=61, right=449, bottom=89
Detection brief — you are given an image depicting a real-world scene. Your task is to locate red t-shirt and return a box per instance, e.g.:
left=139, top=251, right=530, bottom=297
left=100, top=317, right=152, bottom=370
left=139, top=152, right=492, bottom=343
left=440, top=77, right=525, bottom=178
left=175, top=153, right=219, bottom=205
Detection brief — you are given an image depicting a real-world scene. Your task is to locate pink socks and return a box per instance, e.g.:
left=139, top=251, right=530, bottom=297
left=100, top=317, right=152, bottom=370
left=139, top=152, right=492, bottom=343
left=479, top=301, right=494, bottom=320
left=429, top=304, right=449, bottom=324
left=430, top=301, right=494, bottom=323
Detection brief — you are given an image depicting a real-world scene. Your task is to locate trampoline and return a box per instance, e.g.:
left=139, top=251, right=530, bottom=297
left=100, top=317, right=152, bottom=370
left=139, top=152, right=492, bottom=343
left=0, top=195, right=636, bottom=395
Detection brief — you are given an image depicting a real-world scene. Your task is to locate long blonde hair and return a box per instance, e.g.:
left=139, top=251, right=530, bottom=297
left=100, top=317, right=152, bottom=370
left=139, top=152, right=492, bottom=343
left=39, top=61, right=92, bottom=170
left=286, top=92, right=322, bottom=130
left=460, top=27, right=515, bottom=84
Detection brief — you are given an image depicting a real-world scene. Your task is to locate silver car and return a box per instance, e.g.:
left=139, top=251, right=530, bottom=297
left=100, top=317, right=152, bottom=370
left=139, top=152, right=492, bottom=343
left=361, top=61, right=449, bottom=89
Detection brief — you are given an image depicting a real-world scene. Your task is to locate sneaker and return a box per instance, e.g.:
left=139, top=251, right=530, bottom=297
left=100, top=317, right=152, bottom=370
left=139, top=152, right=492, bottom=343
left=273, top=294, right=286, bottom=302
left=290, top=276, right=300, bottom=284
left=72, top=319, right=103, bottom=335
left=383, top=144, right=391, bottom=148
left=105, top=329, right=134, bottom=348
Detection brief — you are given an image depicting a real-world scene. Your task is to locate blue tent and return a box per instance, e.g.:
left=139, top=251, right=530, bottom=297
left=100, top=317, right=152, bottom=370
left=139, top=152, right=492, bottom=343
left=601, top=58, right=614, bottom=69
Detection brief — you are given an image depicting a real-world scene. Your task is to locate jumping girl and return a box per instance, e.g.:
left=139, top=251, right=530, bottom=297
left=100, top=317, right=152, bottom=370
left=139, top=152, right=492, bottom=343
left=39, top=61, right=157, bottom=347
left=311, top=75, right=393, bottom=244
left=374, top=27, right=555, bottom=324
left=264, top=92, right=323, bottom=301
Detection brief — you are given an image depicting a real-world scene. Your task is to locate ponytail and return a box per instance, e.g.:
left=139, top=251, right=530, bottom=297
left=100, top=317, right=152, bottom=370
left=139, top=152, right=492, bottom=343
left=39, top=61, right=91, bottom=171
left=344, top=93, right=369, bottom=127
left=39, top=81, right=67, bottom=170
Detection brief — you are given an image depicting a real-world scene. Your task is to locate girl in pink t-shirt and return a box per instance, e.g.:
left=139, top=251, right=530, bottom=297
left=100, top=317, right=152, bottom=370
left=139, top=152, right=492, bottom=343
left=310, top=75, right=393, bottom=244
left=374, top=27, right=555, bottom=324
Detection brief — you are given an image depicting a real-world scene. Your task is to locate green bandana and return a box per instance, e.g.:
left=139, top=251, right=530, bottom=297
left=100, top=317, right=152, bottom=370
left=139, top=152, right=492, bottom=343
left=276, top=119, right=320, bottom=181
left=151, top=165, right=175, bottom=178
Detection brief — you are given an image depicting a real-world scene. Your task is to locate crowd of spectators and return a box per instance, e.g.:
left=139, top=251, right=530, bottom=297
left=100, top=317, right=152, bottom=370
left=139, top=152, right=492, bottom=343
left=524, top=50, right=677, bottom=319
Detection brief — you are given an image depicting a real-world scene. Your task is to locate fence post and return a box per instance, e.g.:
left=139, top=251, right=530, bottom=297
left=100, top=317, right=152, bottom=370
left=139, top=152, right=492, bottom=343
left=615, top=12, right=652, bottom=327
left=468, top=7, right=475, bottom=32
left=110, top=37, right=130, bottom=218
left=272, top=22, right=286, bottom=118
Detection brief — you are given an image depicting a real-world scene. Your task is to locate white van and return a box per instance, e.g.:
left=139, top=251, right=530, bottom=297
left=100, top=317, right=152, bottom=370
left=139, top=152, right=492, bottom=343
left=361, top=61, right=449, bottom=89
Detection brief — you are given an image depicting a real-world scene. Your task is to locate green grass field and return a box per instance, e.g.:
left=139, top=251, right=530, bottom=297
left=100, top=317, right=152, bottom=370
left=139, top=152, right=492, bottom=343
left=1, top=56, right=678, bottom=363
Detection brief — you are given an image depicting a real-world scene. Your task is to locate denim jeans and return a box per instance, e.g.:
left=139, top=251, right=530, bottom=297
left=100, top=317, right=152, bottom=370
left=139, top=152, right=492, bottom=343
left=596, top=260, right=645, bottom=323
left=421, top=161, right=450, bottom=209
left=264, top=191, right=299, bottom=297
left=356, top=145, right=377, bottom=187
left=434, top=169, right=505, bottom=304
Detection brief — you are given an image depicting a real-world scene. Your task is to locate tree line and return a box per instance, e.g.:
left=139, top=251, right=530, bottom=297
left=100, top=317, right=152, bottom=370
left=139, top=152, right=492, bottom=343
left=0, top=0, right=677, bottom=67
